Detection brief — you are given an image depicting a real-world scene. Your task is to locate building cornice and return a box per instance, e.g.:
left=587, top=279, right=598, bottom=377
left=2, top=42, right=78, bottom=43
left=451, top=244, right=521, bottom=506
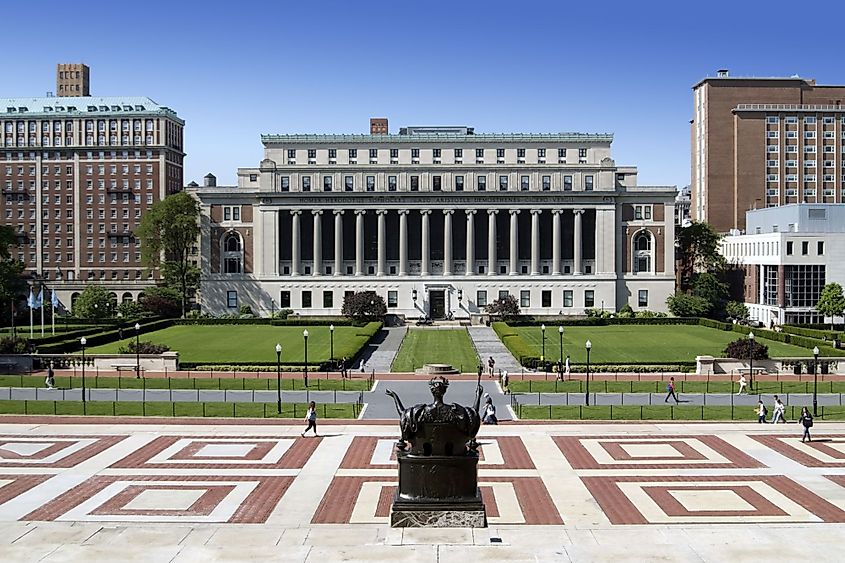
left=261, top=132, right=613, bottom=145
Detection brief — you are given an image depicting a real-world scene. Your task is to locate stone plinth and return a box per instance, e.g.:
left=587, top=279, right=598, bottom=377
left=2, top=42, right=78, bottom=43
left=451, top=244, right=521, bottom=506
left=415, top=363, right=459, bottom=375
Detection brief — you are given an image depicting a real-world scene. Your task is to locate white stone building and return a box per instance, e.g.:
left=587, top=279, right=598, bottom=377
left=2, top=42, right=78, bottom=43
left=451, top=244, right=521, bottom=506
left=191, top=120, right=676, bottom=318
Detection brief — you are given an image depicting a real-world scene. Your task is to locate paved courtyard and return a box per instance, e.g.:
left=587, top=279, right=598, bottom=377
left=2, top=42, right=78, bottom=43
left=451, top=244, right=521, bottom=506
left=0, top=418, right=845, bottom=562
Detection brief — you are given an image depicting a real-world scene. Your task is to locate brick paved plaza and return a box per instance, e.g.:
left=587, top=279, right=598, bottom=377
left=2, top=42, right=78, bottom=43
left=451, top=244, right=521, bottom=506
left=0, top=418, right=844, bottom=562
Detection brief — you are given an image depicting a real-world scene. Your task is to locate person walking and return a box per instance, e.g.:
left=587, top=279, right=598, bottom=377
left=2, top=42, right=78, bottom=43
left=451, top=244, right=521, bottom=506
left=564, top=355, right=571, bottom=379
left=770, top=396, right=785, bottom=424
left=360, top=358, right=367, bottom=373
left=301, top=401, right=318, bottom=437
left=756, top=400, right=767, bottom=423
left=556, top=360, right=563, bottom=382
left=798, top=406, right=813, bottom=442
left=664, top=377, right=679, bottom=403
left=736, top=374, right=747, bottom=395
left=488, top=356, right=495, bottom=378
left=501, top=370, right=510, bottom=395
left=482, top=396, right=498, bottom=425
left=45, top=362, right=55, bottom=389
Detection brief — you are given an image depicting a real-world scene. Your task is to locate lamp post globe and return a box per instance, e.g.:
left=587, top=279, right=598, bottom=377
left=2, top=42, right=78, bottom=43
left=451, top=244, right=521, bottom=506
left=80, top=337, right=87, bottom=409
left=748, top=332, right=755, bottom=391
left=302, top=329, right=309, bottom=387
left=813, top=345, right=820, bottom=416
left=329, top=324, right=335, bottom=364
left=540, top=324, right=546, bottom=364
left=275, top=343, right=282, bottom=414
left=585, top=339, right=592, bottom=406
left=558, top=325, right=564, bottom=367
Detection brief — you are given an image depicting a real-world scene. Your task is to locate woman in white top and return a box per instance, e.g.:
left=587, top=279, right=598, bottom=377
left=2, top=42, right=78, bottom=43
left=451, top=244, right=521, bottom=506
left=301, top=401, right=318, bottom=437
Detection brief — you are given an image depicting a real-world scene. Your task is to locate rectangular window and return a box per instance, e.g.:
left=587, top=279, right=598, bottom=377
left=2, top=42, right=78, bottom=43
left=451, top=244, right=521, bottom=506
left=232, top=207, right=240, bottom=221
left=520, top=290, right=530, bottom=308
left=538, top=148, right=546, bottom=159
left=579, top=148, right=587, bottom=158
left=644, top=206, right=651, bottom=220
left=541, top=290, right=551, bottom=308
left=638, top=290, right=648, bottom=307
left=410, top=176, right=419, bottom=191
left=432, top=175, right=442, bottom=191
left=389, top=148, right=398, bottom=159
left=279, top=291, right=291, bottom=308
left=411, top=148, right=420, bottom=159
left=496, top=148, right=505, bottom=158
left=455, top=175, right=464, bottom=192
left=344, top=175, right=354, bottom=191
left=498, top=290, right=509, bottom=301
left=323, top=176, right=333, bottom=191
left=328, top=149, right=337, bottom=159
left=348, top=148, right=357, bottom=159
left=584, top=175, right=594, bottom=191
left=387, top=290, right=398, bottom=308
left=476, top=148, right=484, bottom=158
left=477, top=176, right=486, bottom=191
left=563, top=175, right=573, bottom=191
left=388, top=176, right=397, bottom=191
left=499, top=175, right=508, bottom=191
left=542, top=175, right=551, bottom=191
left=476, top=290, right=487, bottom=307
left=369, top=148, right=377, bottom=159
left=224, top=207, right=231, bottom=221
left=280, top=176, right=290, bottom=192
left=520, top=175, right=529, bottom=191
left=366, top=175, right=375, bottom=191
left=584, top=290, right=595, bottom=307
left=226, top=291, right=237, bottom=309
left=818, top=241, right=825, bottom=255
left=322, top=291, right=333, bottom=308
left=302, top=291, right=312, bottom=308
left=307, top=149, right=316, bottom=159
left=786, top=241, right=793, bottom=255
left=802, top=241, right=809, bottom=255
left=454, top=148, right=463, bottom=159
left=433, top=148, right=441, bottom=159
left=563, top=290, right=573, bottom=307
left=301, top=177, right=311, bottom=191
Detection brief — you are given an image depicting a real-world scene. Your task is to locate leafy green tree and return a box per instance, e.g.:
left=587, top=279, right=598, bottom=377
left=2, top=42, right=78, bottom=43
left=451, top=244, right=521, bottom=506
left=676, top=222, right=724, bottom=291
left=666, top=293, right=711, bottom=317
left=0, top=226, right=26, bottom=327
left=341, top=291, right=387, bottom=323
left=692, top=272, right=729, bottom=318
left=816, top=283, right=845, bottom=331
left=72, top=286, right=113, bottom=319
left=484, top=294, right=521, bottom=320
left=725, top=301, right=750, bottom=323
left=617, top=303, right=634, bottom=318
left=116, top=301, right=143, bottom=319
left=136, top=191, right=200, bottom=317
left=140, top=286, right=182, bottom=318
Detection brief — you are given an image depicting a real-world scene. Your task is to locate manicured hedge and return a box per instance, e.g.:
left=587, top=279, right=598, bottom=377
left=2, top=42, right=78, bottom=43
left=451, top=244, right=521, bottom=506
left=173, top=318, right=357, bottom=327
left=781, top=325, right=843, bottom=342
left=504, top=317, right=699, bottom=327
left=36, top=319, right=175, bottom=354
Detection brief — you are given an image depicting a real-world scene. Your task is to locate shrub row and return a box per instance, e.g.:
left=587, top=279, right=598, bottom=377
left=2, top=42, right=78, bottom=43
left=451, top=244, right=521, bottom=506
left=36, top=319, right=175, bottom=354
left=781, top=325, right=842, bottom=342
left=181, top=362, right=334, bottom=371
left=504, top=317, right=699, bottom=327
left=729, top=324, right=845, bottom=356
left=173, top=318, right=362, bottom=327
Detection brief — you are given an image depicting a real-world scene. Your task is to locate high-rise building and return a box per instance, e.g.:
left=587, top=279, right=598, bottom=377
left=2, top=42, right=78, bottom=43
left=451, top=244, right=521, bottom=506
left=0, top=65, right=185, bottom=311
left=191, top=120, right=677, bottom=317
left=691, top=69, right=845, bottom=232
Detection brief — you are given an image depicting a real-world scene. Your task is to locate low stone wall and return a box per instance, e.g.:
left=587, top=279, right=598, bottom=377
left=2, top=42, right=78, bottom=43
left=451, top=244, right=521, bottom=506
left=30, top=352, right=179, bottom=372
left=697, top=355, right=842, bottom=375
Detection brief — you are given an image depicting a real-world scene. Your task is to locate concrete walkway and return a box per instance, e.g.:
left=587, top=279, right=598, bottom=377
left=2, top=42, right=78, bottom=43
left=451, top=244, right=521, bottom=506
left=512, top=391, right=845, bottom=407
left=363, top=379, right=511, bottom=420
left=362, top=326, right=406, bottom=373
left=467, top=326, right=522, bottom=373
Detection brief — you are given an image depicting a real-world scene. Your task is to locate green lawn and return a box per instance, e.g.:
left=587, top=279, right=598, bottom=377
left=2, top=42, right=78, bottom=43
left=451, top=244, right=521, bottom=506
left=0, top=400, right=359, bottom=419
left=509, top=379, right=845, bottom=394
left=506, top=324, right=822, bottom=364
left=0, top=375, right=370, bottom=392
left=391, top=329, right=479, bottom=373
left=84, top=323, right=380, bottom=364
left=517, top=404, right=845, bottom=421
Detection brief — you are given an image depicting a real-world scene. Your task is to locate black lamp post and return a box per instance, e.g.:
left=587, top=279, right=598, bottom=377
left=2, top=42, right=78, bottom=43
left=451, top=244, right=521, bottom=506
left=585, top=339, right=592, bottom=406
left=80, top=337, right=87, bottom=411
left=458, top=289, right=463, bottom=309
left=276, top=343, right=282, bottom=414
left=303, top=329, right=309, bottom=388
left=329, top=324, right=335, bottom=364
left=134, top=322, right=141, bottom=378
left=412, top=289, right=417, bottom=309
left=748, top=331, right=755, bottom=392
left=541, top=324, right=546, bottom=364
left=558, top=325, right=564, bottom=363
left=813, top=345, right=820, bottom=416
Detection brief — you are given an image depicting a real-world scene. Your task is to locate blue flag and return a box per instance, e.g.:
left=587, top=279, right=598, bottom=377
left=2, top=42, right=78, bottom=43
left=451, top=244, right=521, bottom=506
left=35, top=289, right=44, bottom=309
left=51, top=289, right=59, bottom=309
left=27, top=288, right=36, bottom=309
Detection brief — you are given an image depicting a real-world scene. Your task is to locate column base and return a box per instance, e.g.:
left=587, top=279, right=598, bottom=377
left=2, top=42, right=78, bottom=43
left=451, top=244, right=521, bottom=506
left=552, top=271, right=561, bottom=275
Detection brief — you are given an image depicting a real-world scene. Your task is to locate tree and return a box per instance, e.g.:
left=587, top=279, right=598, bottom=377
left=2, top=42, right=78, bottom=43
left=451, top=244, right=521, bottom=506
left=692, top=272, right=729, bottom=318
left=72, top=286, right=114, bottom=319
left=676, top=222, right=724, bottom=292
left=816, top=283, right=845, bottom=331
left=140, top=286, right=181, bottom=318
left=484, top=294, right=521, bottom=320
left=725, top=301, right=750, bottom=324
left=341, top=291, right=387, bottom=324
left=723, top=338, right=769, bottom=360
left=136, top=191, right=200, bottom=317
left=0, top=226, right=25, bottom=328
left=666, top=293, right=711, bottom=317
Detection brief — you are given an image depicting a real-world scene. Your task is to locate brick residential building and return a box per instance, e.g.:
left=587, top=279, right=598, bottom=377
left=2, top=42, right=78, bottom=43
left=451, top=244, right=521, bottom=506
left=691, top=70, right=845, bottom=232
left=0, top=64, right=184, bottom=311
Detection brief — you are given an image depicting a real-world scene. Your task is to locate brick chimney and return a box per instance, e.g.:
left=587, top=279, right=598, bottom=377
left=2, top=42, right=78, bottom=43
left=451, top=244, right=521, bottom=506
left=370, top=118, right=388, bottom=135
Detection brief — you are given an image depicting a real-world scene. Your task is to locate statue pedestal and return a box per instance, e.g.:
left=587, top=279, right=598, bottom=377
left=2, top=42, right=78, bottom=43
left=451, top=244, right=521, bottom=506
left=390, top=452, right=487, bottom=528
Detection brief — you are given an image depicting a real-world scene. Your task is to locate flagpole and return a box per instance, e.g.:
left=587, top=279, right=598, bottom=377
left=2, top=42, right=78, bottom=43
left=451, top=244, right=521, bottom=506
left=40, top=288, right=44, bottom=337
left=51, top=291, right=55, bottom=336
left=29, top=301, right=33, bottom=339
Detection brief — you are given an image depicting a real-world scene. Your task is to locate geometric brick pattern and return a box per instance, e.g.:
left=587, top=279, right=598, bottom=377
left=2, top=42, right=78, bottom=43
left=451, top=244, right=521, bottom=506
left=0, top=435, right=126, bottom=468
left=554, top=435, right=765, bottom=469
left=751, top=435, right=845, bottom=468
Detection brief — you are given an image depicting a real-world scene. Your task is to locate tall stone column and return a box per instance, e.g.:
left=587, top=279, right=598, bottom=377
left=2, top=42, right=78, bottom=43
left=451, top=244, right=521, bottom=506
left=530, top=209, right=541, bottom=275
left=465, top=210, right=476, bottom=275
left=487, top=210, right=498, bottom=276
left=552, top=210, right=562, bottom=275
left=573, top=209, right=584, bottom=275
left=333, top=210, right=343, bottom=276
left=377, top=210, right=387, bottom=277
left=421, top=210, right=431, bottom=276
left=312, top=210, right=322, bottom=276
left=443, top=210, right=453, bottom=276
left=355, top=210, right=365, bottom=276
left=509, top=209, right=520, bottom=275
left=398, top=210, right=409, bottom=276
left=291, top=210, right=301, bottom=276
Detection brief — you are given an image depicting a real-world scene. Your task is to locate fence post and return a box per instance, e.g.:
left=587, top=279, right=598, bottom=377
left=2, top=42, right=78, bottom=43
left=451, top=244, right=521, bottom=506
left=549, top=404, right=552, bottom=419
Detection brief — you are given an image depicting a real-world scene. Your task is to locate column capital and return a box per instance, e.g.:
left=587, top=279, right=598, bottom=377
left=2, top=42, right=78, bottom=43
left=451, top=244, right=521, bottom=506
left=531, top=209, right=542, bottom=216
left=333, top=209, right=345, bottom=216
left=487, top=209, right=499, bottom=215
left=443, top=209, right=454, bottom=216
left=376, top=209, right=388, bottom=216
left=510, top=209, right=521, bottom=216
left=552, top=209, right=564, bottom=216
left=355, top=209, right=367, bottom=216
left=574, top=209, right=585, bottom=215
left=312, top=209, right=323, bottom=216
left=290, top=209, right=302, bottom=216
left=397, top=209, right=410, bottom=216
left=465, top=209, right=477, bottom=216
left=420, top=209, right=432, bottom=216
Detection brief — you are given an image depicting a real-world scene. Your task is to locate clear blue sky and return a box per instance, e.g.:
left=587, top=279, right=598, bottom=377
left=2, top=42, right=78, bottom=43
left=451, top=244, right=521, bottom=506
left=4, top=0, right=844, bottom=188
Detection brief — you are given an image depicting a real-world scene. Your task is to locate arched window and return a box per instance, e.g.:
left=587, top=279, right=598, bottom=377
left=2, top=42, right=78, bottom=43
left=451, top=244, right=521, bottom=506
left=221, top=231, right=243, bottom=274
left=70, top=292, right=80, bottom=308
left=633, top=230, right=653, bottom=274
left=121, top=292, right=133, bottom=303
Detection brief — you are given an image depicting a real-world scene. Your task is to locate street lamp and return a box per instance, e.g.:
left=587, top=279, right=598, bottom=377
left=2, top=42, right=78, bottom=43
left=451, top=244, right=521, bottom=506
left=748, top=332, right=755, bottom=392
left=303, top=329, right=309, bottom=388
left=813, top=345, right=820, bottom=416
left=134, top=322, right=141, bottom=378
left=558, top=326, right=564, bottom=365
left=541, top=324, right=546, bottom=363
left=275, top=343, right=282, bottom=414
left=585, top=339, right=592, bottom=406
left=80, top=337, right=87, bottom=412
left=329, top=324, right=335, bottom=364
left=412, top=289, right=417, bottom=306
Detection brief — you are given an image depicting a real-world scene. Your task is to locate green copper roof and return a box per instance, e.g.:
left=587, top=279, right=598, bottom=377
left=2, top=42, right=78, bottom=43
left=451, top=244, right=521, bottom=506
left=261, top=132, right=613, bottom=144
left=1, top=96, right=182, bottom=123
